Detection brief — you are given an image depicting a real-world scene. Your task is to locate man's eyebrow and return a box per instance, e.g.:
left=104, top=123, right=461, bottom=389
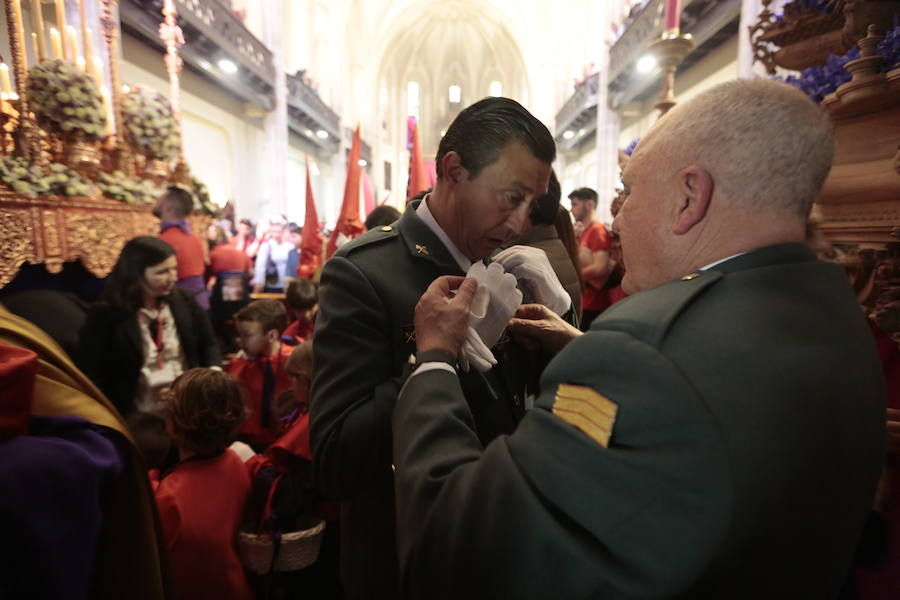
left=504, top=181, right=535, bottom=193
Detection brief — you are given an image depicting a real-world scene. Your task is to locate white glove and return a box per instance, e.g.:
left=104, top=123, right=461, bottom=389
left=457, top=262, right=522, bottom=373
left=492, top=245, right=571, bottom=315
left=459, top=325, right=497, bottom=373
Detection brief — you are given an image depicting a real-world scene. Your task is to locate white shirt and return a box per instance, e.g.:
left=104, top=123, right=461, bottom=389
left=136, top=303, right=186, bottom=413
left=416, top=195, right=472, bottom=273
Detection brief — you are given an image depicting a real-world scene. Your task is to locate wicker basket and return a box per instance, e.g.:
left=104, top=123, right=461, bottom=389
left=238, top=516, right=326, bottom=574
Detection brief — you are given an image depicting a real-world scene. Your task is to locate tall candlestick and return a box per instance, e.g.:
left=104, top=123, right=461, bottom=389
left=30, top=0, right=47, bottom=61
left=663, top=0, right=682, bottom=35
left=0, top=65, right=11, bottom=95
left=55, top=0, right=68, bottom=60
left=12, top=0, right=29, bottom=69
left=31, top=32, right=41, bottom=62
left=66, top=25, right=79, bottom=64
left=50, top=27, right=63, bottom=59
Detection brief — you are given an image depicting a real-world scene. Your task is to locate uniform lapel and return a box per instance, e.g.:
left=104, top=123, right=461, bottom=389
left=397, top=201, right=466, bottom=276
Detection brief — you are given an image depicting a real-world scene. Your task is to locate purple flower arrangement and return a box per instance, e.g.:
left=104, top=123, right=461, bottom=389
left=781, top=25, right=900, bottom=102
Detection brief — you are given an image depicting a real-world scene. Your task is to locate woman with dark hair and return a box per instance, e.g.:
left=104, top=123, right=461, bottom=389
left=77, top=236, right=222, bottom=422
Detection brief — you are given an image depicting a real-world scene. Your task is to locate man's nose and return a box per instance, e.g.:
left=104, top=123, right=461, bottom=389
left=506, top=203, right=530, bottom=237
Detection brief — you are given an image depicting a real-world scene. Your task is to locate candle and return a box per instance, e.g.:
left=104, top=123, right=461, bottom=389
left=31, top=32, right=41, bottom=62
left=83, top=27, right=93, bottom=70
left=0, top=65, right=11, bottom=95
left=66, top=25, right=79, bottom=64
left=12, top=0, right=29, bottom=69
left=76, top=56, right=85, bottom=71
left=91, top=56, right=103, bottom=87
left=0, top=92, right=8, bottom=117
left=50, top=27, right=63, bottom=59
left=100, top=86, right=113, bottom=136
left=55, top=0, right=68, bottom=60
left=664, top=0, right=682, bottom=34
left=30, top=0, right=47, bottom=61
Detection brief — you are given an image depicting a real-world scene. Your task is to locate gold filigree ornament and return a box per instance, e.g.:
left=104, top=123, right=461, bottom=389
left=0, top=204, right=38, bottom=288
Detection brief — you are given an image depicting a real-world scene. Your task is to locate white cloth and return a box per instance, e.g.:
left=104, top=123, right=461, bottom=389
left=459, top=262, right=522, bottom=373
left=135, top=303, right=185, bottom=413
left=492, top=245, right=571, bottom=315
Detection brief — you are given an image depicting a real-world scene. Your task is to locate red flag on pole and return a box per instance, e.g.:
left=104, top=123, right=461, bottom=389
left=361, top=167, right=375, bottom=217
left=297, top=155, right=323, bottom=279
left=327, top=125, right=365, bottom=258
left=406, top=116, right=430, bottom=201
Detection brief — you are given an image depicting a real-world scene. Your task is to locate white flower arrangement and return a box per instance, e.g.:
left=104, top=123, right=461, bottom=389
left=27, top=59, right=106, bottom=140
left=120, top=86, right=181, bottom=161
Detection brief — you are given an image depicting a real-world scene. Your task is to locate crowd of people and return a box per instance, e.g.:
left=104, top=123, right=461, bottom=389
left=1, top=78, right=898, bottom=600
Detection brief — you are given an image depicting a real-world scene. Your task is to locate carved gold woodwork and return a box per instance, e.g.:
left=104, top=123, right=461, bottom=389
left=0, top=189, right=214, bottom=289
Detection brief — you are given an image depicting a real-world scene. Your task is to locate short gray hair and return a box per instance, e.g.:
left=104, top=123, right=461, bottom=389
left=647, top=79, right=835, bottom=217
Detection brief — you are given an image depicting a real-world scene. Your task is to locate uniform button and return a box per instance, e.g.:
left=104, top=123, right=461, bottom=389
left=381, top=226, right=393, bottom=231
left=681, top=272, right=701, bottom=281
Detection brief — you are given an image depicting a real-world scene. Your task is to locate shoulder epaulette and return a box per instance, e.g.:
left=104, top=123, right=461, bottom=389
left=333, top=225, right=399, bottom=257
left=595, top=270, right=723, bottom=348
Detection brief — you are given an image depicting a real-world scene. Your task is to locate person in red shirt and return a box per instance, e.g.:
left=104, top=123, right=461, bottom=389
left=228, top=300, right=294, bottom=449
left=569, top=186, right=616, bottom=330
left=207, top=224, right=254, bottom=284
left=155, top=186, right=210, bottom=310
left=282, top=277, right=317, bottom=345
left=152, top=368, right=253, bottom=600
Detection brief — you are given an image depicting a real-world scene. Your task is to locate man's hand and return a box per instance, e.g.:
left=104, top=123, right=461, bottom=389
left=887, top=408, right=900, bottom=454
left=507, top=303, right=582, bottom=354
left=414, top=276, right=478, bottom=359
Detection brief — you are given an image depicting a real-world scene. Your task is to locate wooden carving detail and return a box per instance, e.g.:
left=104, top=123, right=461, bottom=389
left=0, top=206, right=37, bottom=288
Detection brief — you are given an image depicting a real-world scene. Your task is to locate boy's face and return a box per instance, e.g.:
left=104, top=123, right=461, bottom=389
left=235, top=320, right=276, bottom=358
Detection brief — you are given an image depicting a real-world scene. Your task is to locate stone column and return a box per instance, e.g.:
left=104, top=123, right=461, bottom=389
left=261, top=0, right=289, bottom=219
left=594, top=0, right=621, bottom=226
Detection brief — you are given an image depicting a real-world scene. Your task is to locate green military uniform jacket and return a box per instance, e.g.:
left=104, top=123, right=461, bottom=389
left=393, top=243, right=886, bottom=599
left=310, top=203, right=544, bottom=599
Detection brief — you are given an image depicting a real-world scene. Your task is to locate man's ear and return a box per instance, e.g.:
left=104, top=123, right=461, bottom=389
left=440, top=151, right=467, bottom=185
left=672, top=166, right=714, bottom=235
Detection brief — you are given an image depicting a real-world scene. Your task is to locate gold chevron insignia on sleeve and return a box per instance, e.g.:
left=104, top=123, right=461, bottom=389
left=552, top=384, right=618, bottom=448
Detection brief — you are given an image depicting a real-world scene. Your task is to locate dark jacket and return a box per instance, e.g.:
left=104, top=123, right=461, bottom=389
left=310, top=203, right=549, bottom=599
left=77, top=288, right=221, bottom=416
left=393, top=243, right=886, bottom=599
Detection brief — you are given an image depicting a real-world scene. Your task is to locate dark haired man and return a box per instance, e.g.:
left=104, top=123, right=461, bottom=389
left=155, top=186, right=209, bottom=309
left=311, top=96, right=557, bottom=598
left=569, top=186, right=616, bottom=329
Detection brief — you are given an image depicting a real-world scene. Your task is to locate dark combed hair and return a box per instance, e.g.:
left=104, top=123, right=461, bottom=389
left=162, top=186, right=195, bottom=218
left=103, top=236, right=175, bottom=311
left=164, top=368, right=245, bottom=454
left=364, top=205, right=401, bottom=231
left=568, top=187, right=598, bottom=204
left=530, top=170, right=561, bottom=226
left=436, top=97, right=556, bottom=180
left=235, top=299, right=287, bottom=334
left=285, top=277, right=317, bottom=311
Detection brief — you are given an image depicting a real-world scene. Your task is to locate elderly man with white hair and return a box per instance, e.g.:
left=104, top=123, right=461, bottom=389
left=391, top=79, right=886, bottom=599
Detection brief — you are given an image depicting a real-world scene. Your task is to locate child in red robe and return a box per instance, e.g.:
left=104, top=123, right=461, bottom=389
left=152, top=368, right=253, bottom=600
left=282, top=278, right=318, bottom=345
left=228, top=300, right=294, bottom=449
